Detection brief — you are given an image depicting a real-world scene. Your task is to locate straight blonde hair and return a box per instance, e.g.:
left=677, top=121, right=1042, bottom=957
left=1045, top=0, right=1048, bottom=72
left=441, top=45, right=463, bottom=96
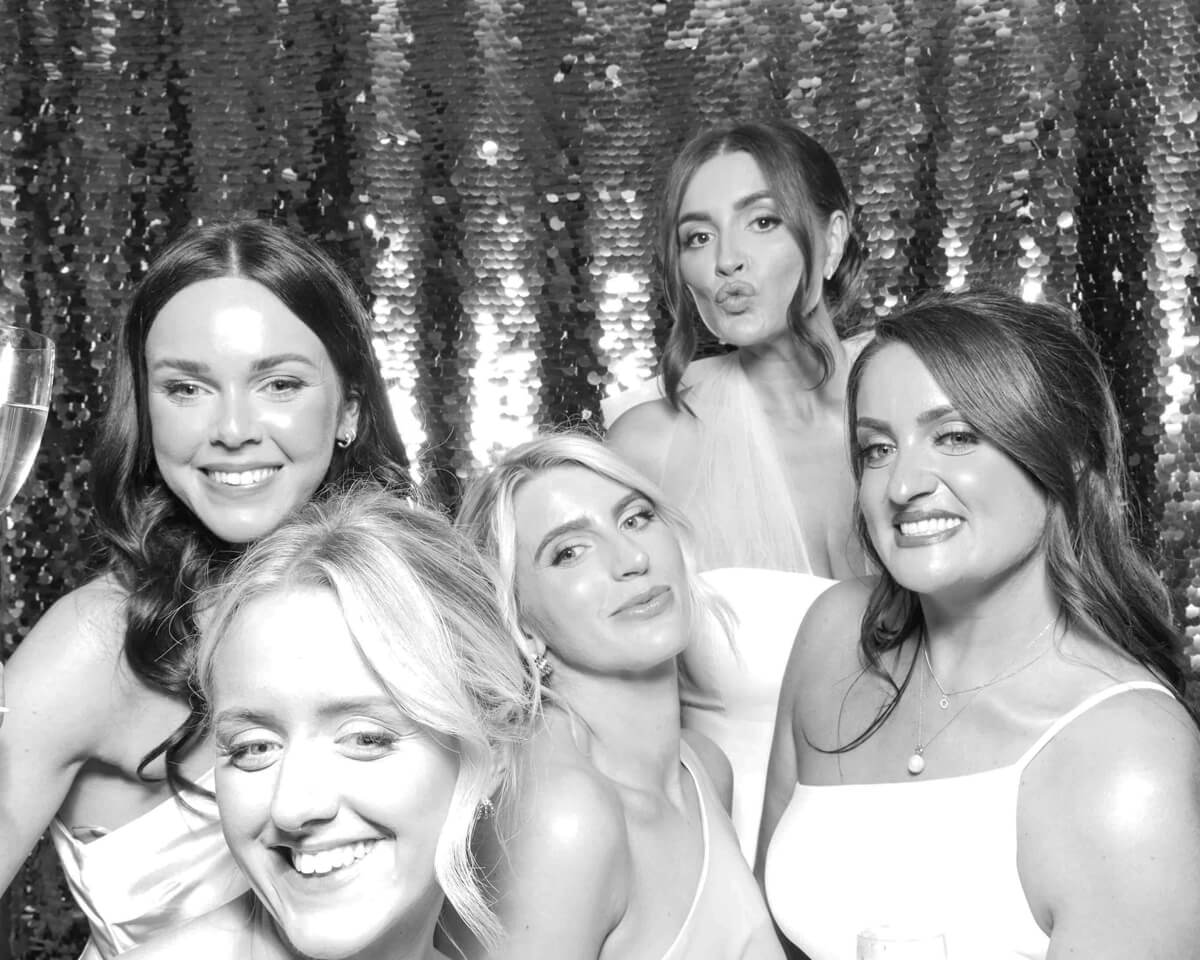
left=194, top=484, right=532, bottom=949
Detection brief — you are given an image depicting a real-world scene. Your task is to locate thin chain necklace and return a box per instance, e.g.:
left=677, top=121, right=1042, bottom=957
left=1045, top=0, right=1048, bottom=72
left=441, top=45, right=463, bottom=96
left=922, top=616, right=1058, bottom=710
left=907, top=615, right=1058, bottom=777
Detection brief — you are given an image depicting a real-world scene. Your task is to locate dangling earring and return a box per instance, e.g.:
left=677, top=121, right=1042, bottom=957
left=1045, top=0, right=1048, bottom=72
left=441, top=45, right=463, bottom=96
left=533, top=651, right=553, bottom=684
left=476, top=796, right=495, bottom=820
left=336, top=429, right=356, bottom=449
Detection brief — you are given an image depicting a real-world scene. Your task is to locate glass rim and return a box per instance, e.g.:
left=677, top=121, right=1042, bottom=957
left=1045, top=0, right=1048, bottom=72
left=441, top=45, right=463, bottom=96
left=0, top=323, right=55, bottom=348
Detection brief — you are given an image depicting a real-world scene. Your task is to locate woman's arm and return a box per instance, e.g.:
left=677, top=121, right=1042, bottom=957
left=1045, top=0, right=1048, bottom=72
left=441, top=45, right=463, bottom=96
left=1025, top=690, right=1200, bottom=959
left=754, top=580, right=862, bottom=880
left=476, top=763, right=629, bottom=960
left=755, top=633, right=801, bottom=884
left=0, top=578, right=126, bottom=890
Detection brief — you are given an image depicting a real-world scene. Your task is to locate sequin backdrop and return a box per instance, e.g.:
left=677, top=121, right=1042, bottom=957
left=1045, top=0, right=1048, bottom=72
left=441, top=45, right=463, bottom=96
left=1, top=0, right=1197, bottom=955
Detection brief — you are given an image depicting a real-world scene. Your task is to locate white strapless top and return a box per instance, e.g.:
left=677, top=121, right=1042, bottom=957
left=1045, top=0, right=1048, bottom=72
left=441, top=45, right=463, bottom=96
left=49, top=769, right=247, bottom=959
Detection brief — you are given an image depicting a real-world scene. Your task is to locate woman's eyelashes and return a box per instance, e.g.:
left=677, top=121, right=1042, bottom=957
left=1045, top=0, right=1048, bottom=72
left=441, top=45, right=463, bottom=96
left=337, top=725, right=405, bottom=761
left=856, top=420, right=982, bottom=468
left=156, top=373, right=310, bottom=404
left=261, top=375, right=306, bottom=398
left=620, top=505, right=657, bottom=531
left=750, top=213, right=782, bottom=232
left=216, top=720, right=412, bottom=772
left=217, top=730, right=282, bottom=772
left=550, top=543, right=584, bottom=566
left=679, top=213, right=782, bottom=250
left=160, top=379, right=206, bottom=401
left=548, top=505, right=658, bottom=566
left=933, top=426, right=979, bottom=454
left=857, top=440, right=895, bottom=468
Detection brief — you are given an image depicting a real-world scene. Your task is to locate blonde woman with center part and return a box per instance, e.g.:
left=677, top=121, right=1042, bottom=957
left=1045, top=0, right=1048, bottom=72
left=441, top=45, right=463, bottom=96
left=451, top=434, right=785, bottom=960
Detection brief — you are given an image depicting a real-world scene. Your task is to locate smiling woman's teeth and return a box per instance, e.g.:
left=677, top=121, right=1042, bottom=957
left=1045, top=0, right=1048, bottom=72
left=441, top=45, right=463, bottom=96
left=209, top=468, right=277, bottom=487
left=899, top=517, right=962, bottom=536
left=291, top=840, right=376, bottom=877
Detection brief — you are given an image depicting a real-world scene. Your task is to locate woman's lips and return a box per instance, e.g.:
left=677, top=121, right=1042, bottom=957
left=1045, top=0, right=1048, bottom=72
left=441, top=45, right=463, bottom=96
left=612, top=586, right=672, bottom=619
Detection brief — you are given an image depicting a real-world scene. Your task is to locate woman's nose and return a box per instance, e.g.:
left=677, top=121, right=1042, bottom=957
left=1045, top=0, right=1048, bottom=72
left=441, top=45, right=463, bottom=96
left=715, top=233, right=746, bottom=277
left=613, top=536, right=650, bottom=579
left=268, top=746, right=339, bottom=834
left=885, top=445, right=938, bottom=504
left=211, top=390, right=262, bottom=448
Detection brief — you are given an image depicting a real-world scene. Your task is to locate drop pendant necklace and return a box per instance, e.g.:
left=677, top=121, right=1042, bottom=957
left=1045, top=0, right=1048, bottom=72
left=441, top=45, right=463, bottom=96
left=907, top=615, right=1058, bottom=777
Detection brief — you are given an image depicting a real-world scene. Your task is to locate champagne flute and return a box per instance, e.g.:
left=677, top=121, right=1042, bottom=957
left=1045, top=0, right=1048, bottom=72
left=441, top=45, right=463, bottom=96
left=857, top=925, right=948, bottom=960
left=0, top=323, right=54, bottom=725
left=0, top=324, right=55, bottom=511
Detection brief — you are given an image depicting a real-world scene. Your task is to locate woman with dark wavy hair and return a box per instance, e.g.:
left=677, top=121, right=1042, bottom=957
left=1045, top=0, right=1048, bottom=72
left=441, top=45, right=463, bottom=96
left=759, top=290, right=1200, bottom=959
left=0, top=219, right=409, bottom=959
left=606, top=118, right=868, bottom=577
left=605, top=119, right=870, bottom=853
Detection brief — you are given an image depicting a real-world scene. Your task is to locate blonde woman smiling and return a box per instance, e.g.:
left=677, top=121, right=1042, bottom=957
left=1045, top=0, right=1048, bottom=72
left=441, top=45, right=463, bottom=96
left=128, top=487, right=531, bottom=960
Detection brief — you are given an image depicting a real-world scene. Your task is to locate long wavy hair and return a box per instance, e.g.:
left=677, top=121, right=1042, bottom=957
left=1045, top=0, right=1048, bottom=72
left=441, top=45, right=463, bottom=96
left=841, top=289, right=1190, bottom=748
left=194, top=485, right=531, bottom=950
left=91, top=219, right=410, bottom=787
left=455, top=432, right=733, bottom=705
left=657, top=119, right=868, bottom=409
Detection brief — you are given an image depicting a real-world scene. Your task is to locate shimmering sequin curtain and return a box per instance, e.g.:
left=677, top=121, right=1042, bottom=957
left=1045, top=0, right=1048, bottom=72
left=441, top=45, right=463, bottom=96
left=1, top=0, right=1197, bottom=954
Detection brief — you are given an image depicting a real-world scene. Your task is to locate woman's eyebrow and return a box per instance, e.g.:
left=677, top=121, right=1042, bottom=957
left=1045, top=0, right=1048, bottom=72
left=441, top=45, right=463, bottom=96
left=676, top=190, right=776, bottom=228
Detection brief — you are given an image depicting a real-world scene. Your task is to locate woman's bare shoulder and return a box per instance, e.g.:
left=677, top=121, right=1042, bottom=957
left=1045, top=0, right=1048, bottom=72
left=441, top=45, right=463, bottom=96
left=607, top=397, right=708, bottom=491
left=794, top=578, right=873, bottom=663
left=17, top=573, right=129, bottom=664
left=1019, top=687, right=1200, bottom=948
left=1029, top=684, right=1199, bottom=803
left=493, top=727, right=631, bottom=942
left=777, top=577, right=875, bottom=722
left=512, top=725, right=627, bottom=845
left=605, top=398, right=685, bottom=477
left=5, top=574, right=130, bottom=719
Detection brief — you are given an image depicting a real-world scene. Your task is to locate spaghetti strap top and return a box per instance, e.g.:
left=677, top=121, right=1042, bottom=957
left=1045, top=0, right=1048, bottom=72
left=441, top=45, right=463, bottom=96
left=49, top=769, right=248, bottom=959
left=1009, top=681, right=1168, bottom=770
left=764, top=681, right=1175, bottom=960
left=662, top=742, right=784, bottom=960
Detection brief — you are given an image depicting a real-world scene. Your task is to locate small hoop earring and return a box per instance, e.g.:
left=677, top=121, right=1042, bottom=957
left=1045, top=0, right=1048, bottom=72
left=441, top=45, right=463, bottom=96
left=335, top=431, right=356, bottom=449
left=533, top=652, right=553, bottom=684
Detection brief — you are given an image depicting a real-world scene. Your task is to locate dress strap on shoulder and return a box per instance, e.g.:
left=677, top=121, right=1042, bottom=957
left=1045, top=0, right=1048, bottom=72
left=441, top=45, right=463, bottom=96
left=1014, top=680, right=1175, bottom=772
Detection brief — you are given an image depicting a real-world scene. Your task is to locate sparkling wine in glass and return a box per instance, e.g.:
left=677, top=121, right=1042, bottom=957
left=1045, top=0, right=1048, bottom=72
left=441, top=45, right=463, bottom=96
left=0, top=324, right=55, bottom=511
left=857, top=925, right=948, bottom=960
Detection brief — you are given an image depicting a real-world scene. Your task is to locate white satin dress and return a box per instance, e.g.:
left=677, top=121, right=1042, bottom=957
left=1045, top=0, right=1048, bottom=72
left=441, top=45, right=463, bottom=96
left=49, top=770, right=247, bottom=959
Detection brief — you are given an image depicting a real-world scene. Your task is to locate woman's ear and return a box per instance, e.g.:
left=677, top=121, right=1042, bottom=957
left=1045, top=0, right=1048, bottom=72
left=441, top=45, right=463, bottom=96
left=519, top=626, right=548, bottom=662
left=337, top=392, right=361, bottom=444
left=821, top=211, right=849, bottom=281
